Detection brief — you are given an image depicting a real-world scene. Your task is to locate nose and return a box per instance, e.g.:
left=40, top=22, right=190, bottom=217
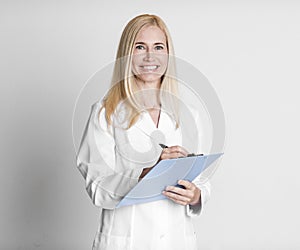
left=144, top=50, right=155, bottom=62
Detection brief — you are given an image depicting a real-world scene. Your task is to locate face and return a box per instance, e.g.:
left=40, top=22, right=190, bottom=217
left=131, top=25, right=168, bottom=85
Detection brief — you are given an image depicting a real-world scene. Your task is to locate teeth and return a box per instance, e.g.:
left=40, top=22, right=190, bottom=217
left=142, top=66, right=158, bottom=70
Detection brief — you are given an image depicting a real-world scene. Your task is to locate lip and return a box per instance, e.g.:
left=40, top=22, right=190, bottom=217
left=139, top=65, right=160, bottom=71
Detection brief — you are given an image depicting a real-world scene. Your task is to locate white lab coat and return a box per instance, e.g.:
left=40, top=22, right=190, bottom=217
left=76, top=101, right=211, bottom=250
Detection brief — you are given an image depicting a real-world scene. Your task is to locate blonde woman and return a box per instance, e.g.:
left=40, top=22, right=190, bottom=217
left=77, top=14, right=210, bottom=250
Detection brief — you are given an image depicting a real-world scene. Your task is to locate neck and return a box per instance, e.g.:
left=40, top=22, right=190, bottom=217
left=134, top=78, right=161, bottom=109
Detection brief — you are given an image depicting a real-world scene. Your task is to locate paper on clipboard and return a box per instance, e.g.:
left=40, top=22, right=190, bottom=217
left=116, top=153, right=223, bottom=208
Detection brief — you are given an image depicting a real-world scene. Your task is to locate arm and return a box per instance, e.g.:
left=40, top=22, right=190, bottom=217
left=76, top=103, right=143, bottom=209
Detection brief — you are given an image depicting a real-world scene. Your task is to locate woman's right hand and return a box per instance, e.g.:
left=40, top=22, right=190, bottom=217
left=139, top=145, right=188, bottom=181
left=160, top=145, right=189, bottom=160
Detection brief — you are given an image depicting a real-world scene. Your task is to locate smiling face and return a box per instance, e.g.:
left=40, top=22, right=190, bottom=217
left=131, top=25, right=168, bottom=88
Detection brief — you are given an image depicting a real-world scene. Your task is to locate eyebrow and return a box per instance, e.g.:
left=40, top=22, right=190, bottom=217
left=134, top=42, right=166, bottom=45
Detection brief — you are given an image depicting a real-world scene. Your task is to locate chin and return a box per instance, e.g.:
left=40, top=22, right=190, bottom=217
left=136, top=73, right=163, bottom=83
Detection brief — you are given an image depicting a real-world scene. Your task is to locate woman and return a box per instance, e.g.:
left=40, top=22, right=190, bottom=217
left=76, top=14, right=210, bottom=250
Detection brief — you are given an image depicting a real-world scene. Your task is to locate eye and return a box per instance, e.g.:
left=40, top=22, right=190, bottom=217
left=155, top=45, right=165, bottom=50
left=135, top=45, right=145, bottom=50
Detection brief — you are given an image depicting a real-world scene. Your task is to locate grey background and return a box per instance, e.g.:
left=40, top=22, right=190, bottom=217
left=1, top=0, right=299, bottom=249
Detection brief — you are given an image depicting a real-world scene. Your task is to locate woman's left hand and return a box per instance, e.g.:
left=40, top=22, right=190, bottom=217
left=162, top=180, right=201, bottom=206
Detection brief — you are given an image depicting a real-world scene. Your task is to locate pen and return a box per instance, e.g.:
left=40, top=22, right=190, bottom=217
left=159, top=143, right=168, bottom=149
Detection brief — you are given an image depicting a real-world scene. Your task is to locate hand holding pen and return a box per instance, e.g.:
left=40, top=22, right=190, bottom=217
left=139, top=144, right=203, bottom=181
left=159, top=144, right=203, bottom=158
left=159, top=144, right=189, bottom=160
left=139, top=144, right=189, bottom=181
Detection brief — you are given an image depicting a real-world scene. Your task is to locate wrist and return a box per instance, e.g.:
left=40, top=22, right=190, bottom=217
left=189, top=199, right=200, bottom=206
left=138, top=167, right=152, bottom=180
left=189, top=188, right=201, bottom=206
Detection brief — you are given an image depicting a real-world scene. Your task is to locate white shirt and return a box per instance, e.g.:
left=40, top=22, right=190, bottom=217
left=76, top=101, right=211, bottom=250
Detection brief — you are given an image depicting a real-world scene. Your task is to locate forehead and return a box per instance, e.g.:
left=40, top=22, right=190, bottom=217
left=135, top=25, right=166, bottom=44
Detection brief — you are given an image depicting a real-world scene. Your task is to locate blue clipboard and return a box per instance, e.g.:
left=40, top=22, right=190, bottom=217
left=116, top=153, right=223, bottom=208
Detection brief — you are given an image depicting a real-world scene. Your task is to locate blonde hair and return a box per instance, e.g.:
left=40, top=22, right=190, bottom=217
left=102, top=14, right=179, bottom=128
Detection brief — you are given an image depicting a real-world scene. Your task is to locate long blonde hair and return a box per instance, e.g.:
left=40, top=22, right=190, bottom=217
left=102, top=14, right=179, bottom=128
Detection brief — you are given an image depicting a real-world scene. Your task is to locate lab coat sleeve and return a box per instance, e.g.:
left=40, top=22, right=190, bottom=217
left=76, top=102, right=143, bottom=209
left=186, top=109, right=211, bottom=217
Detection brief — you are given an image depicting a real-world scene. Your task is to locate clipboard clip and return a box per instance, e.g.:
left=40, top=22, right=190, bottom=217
left=187, top=153, right=204, bottom=157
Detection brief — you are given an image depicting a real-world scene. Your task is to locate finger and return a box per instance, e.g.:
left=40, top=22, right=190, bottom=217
left=165, top=185, right=191, bottom=197
left=160, top=151, right=186, bottom=160
left=168, top=152, right=186, bottom=158
left=162, top=190, right=191, bottom=203
left=170, top=146, right=188, bottom=156
left=177, top=146, right=189, bottom=156
left=178, top=180, right=195, bottom=190
left=168, top=196, right=189, bottom=206
left=177, top=181, right=201, bottom=205
left=165, top=146, right=188, bottom=157
left=160, top=151, right=172, bottom=160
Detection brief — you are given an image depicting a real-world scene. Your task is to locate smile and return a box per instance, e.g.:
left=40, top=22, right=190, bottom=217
left=140, top=65, right=159, bottom=71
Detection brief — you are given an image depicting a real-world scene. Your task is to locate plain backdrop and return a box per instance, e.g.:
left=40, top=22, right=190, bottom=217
left=1, top=1, right=300, bottom=249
